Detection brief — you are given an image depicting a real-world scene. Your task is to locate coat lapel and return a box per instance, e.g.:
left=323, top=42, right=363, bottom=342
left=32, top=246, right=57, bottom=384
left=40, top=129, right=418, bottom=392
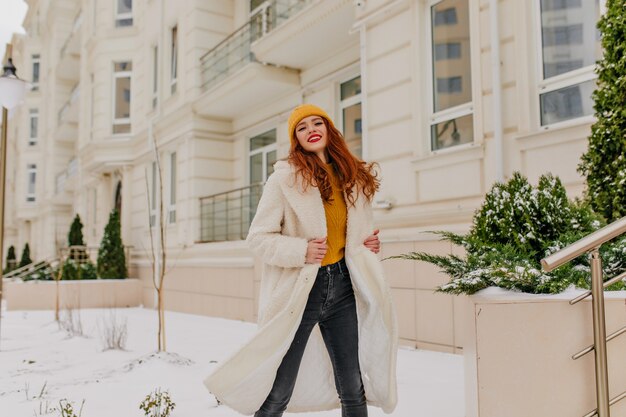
left=275, top=161, right=327, bottom=240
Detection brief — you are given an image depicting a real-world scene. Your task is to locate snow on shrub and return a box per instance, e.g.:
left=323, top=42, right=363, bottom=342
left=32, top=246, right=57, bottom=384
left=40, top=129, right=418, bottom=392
left=389, top=172, right=626, bottom=294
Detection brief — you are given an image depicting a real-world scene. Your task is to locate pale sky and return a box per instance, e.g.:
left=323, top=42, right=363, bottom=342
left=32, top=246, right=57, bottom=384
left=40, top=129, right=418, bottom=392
left=0, top=0, right=28, bottom=62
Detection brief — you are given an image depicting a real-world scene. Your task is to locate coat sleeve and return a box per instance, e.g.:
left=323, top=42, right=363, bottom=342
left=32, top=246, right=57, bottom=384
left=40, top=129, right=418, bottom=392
left=246, top=173, right=308, bottom=268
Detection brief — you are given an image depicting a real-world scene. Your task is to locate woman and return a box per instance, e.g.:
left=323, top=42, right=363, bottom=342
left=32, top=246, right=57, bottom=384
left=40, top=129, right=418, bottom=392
left=204, top=104, right=398, bottom=417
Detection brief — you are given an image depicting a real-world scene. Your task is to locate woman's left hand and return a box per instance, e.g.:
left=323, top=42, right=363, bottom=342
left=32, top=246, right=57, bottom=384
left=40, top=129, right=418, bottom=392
left=363, top=229, right=381, bottom=254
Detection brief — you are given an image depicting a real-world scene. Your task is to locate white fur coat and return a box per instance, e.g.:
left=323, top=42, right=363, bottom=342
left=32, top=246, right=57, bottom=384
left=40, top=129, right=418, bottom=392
left=204, top=160, right=398, bottom=415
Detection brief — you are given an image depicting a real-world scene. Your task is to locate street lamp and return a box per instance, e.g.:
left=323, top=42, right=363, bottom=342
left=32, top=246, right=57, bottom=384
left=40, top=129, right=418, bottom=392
left=0, top=44, right=28, bottom=350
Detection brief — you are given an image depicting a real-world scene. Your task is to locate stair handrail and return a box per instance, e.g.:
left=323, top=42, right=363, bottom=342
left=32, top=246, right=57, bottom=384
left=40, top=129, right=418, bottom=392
left=541, top=216, right=626, bottom=417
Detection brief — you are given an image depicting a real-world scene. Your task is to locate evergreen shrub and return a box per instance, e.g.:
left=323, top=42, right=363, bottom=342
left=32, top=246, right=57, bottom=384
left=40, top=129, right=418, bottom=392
left=390, top=173, right=626, bottom=294
left=97, top=209, right=127, bottom=279
left=578, top=0, right=626, bottom=222
left=19, top=243, right=32, bottom=268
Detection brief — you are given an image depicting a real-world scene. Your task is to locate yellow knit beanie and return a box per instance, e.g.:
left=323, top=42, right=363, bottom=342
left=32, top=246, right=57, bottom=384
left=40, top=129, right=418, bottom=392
left=288, top=104, right=336, bottom=142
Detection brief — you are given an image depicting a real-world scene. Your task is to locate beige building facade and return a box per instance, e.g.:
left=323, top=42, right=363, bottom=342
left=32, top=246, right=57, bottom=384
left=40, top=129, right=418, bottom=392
left=3, top=0, right=605, bottom=353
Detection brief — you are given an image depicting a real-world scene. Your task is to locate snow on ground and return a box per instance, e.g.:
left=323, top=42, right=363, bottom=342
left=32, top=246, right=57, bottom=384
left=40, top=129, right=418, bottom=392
left=0, top=308, right=464, bottom=417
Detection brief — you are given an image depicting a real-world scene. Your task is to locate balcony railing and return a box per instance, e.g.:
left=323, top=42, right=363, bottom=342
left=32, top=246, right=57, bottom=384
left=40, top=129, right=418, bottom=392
left=59, top=10, right=83, bottom=59
left=58, top=83, right=80, bottom=124
left=54, top=157, right=78, bottom=195
left=199, top=183, right=263, bottom=242
left=199, top=0, right=310, bottom=91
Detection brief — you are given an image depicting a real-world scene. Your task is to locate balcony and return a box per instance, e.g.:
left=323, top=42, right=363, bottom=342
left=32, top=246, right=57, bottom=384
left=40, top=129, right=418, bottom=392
left=199, top=183, right=263, bottom=242
left=56, top=83, right=79, bottom=142
left=195, top=11, right=299, bottom=119
left=79, top=137, right=134, bottom=174
left=250, top=0, right=357, bottom=69
left=57, top=11, right=82, bottom=82
left=53, top=158, right=77, bottom=205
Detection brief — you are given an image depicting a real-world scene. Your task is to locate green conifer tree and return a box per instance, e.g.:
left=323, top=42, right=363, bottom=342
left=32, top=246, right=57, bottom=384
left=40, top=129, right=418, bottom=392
left=97, top=209, right=127, bottom=279
left=68, top=214, right=87, bottom=261
left=19, top=243, right=32, bottom=268
left=578, top=0, right=626, bottom=222
left=4, top=245, right=17, bottom=273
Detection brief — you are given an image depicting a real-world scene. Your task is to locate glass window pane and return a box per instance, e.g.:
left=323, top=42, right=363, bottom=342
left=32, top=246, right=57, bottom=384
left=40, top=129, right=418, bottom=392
left=540, top=0, right=600, bottom=79
left=540, top=79, right=595, bottom=125
left=431, top=113, right=473, bottom=151
left=250, top=153, right=263, bottom=184
left=250, top=0, right=266, bottom=12
left=170, top=152, right=177, bottom=205
left=113, top=124, right=131, bottom=134
left=114, top=62, right=132, bottom=72
left=431, top=0, right=472, bottom=112
left=115, top=76, right=131, bottom=119
left=32, top=62, right=40, bottom=83
left=30, top=114, right=38, bottom=139
left=266, top=150, right=277, bottom=178
left=434, top=7, right=457, bottom=26
left=340, top=76, right=361, bottom=100
left=434, top=42, right=461, bottom=61
left=118, top=0, right=132, bottom=14
left=250, top=129, right=276, bottom=151
left=342, top=103, right=362, bottom=158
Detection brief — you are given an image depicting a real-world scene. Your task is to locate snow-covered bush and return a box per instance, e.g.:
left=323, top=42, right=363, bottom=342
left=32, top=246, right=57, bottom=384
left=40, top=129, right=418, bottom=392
left=61, top=259, right=97, bottom=280
left=139, top=389, right=176, bottom=417
left=390, top=173, right=626, bottom=294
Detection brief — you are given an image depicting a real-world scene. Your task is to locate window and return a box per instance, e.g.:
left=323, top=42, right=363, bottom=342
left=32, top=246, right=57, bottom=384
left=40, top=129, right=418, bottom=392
left=436, top=76, right=463, bottom=93
left=430, top=0, right=473, bottom=151
left=26, top=164, right=37, bottom=202
left=31, top=54, right=40, bottom=91
left=249, top=129, right=277, bottom=185
left=115, top=0, right=133, bottom=27
left=150, top=161, right=157, bottom=227
left=29, top=109, right=38, bottom=146
left=152, top=45, right=158, bottom=109
left=170, top=26, right=178, bottom=94
left=168, top=152, right=177, bottom=224
left=538, top=0, right=602, bottom=126
left=112, top=61, right=132, bottom=134
left=434, top=7, right=457, bottom=25
left=541, top=0, right=582, bottom=12
left=434, top=42, right=461, bottom=60
left=340, top=76, right=362, bottom=158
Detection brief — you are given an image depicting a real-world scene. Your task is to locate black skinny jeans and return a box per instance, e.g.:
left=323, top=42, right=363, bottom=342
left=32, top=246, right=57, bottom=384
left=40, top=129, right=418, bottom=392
left=254, top=258, right=367, bottom=417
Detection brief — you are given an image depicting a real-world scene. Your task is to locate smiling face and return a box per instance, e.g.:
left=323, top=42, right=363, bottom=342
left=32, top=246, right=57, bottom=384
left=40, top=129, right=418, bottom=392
left=294, top=115, right=329, bottom=162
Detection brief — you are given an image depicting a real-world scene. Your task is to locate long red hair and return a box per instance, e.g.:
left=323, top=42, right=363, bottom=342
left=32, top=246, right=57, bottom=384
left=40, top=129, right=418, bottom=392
left=287, top=118, right=380, bottom=207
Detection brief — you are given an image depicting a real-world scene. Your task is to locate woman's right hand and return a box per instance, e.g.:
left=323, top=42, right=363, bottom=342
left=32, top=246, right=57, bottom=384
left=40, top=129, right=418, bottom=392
left=305, top=237, right=327, bottom=264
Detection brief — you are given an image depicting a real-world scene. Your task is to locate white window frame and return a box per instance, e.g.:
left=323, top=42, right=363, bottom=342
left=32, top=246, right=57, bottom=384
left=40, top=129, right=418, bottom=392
left=115, top=0, right=133, bottom=27
left=26, top=164, right=37, bottom=202
left=427, top=0, right=475, bottom=153
left=249, top=130, right=277, bottom=185
left=337, top=74, right=363, bottom=158
left=168, top=152, right=177, bottom=224
left=31, top=54, right=40, bottom=91
left=89, top=73, right=95, bottom=141
left=29, top=109, right=38, bottom=146
left=112, top=61, right=132, bottom=135
left=170, top=25, right=178, bottom=94
left=152, top=45, right=159, bottom=109
left=534, top=0, right=607, bottom=130
left=150, top=161, right=157, bottom=227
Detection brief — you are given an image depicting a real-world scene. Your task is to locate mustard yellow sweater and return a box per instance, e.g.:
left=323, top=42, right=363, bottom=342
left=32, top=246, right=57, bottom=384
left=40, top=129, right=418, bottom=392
left=321, top=163, right=347, bottom=266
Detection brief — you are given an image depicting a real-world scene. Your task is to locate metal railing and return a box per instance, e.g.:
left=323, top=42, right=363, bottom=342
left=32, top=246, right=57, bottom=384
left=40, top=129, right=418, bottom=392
left=2, top=257, right=59, bottom=281
left=59, top=10, right=83, bottom=59
left=199, top=0, right=310, bottom=91
left=542, top=217, right=626, bottom=417
left=199, top=183, right=263, bottom=243
left=54, top=157, right=78, bottom=195
left=58, top=83, right=80, bottom=124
